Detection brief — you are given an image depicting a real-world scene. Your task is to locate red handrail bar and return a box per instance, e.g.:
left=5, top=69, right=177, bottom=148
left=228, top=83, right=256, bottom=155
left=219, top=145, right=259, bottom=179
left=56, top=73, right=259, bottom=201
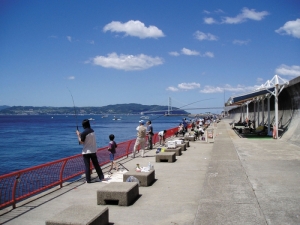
left=0, top=125, right=190, bottom=209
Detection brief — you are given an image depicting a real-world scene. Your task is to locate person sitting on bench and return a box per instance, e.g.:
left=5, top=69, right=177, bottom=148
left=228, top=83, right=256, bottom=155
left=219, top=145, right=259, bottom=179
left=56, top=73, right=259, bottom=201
left=175, top=123, right=185, bottom=137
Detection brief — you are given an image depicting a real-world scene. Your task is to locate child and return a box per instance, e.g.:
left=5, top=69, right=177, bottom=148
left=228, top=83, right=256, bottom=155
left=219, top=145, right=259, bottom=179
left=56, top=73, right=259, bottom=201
left=108, top=134, right=118, bottom=172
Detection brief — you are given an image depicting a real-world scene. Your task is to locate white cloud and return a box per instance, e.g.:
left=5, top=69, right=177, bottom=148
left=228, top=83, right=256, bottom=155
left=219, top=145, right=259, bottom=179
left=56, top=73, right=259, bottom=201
left=166, top=86, right=179, bottom=92
left=200, top=84, right=259, bottom=94
left=169, top=51, right=180, bottom=56
left=103, top=20, right=165, bottom=39
left=167, top=82, right=201, bottom=92
left=67, top=36, right=72, bottom=42
left=88, top=40, right=95, bottom=44
left=178, top=82, right=200, bottom=90
left=222, top=7, right=269, bottom=24
left=170, top=48, right=214, bottom=58
left=215, top=9, right=224, bottom=14
left=275, top=18, right=300, bottom=39
left=233, top=39, right=251, bottom=45
left=275, top=64, right=300, bottom=77
left=181, top=48, right=200, bottom=56
left=86, top=52, right=164, bottom=71
left=202, top=52, right=214, bottom=58
left=194, top=31, right=218, bottom=41
left=200, top=85, right=224, bottom=93
left=68, top=76, right=75, bottom=80
left=203, top=17, right=217, bottom=24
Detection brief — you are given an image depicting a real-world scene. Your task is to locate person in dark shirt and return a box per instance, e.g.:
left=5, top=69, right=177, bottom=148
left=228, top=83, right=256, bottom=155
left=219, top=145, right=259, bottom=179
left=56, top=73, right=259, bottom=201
left=146, top=120, right=154, bottom=149
left=108, top=134, right=118, bottom=172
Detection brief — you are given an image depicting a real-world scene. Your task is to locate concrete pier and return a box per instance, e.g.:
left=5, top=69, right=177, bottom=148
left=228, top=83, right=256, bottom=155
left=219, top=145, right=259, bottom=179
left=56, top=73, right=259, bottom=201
left=1, top=119, right=300, bottom=224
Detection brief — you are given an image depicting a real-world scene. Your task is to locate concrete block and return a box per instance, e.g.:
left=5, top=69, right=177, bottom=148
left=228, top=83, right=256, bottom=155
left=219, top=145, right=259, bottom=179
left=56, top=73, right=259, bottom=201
left=123, top=170, right=155, bottom=187
left=97, top=182, right=139, bottom=206
left=185, top=141, right=190, bottom=147
left=164, top=146, right=182, bottom=156
left=155, top=152, right=176, bottom=163
left=45, top=205, right=109, bottom=225
left=176, top=143, right=187, bottom=151
left=177, top=138, right=189, bottom=147
left=185, top=136, right=196, bottom=141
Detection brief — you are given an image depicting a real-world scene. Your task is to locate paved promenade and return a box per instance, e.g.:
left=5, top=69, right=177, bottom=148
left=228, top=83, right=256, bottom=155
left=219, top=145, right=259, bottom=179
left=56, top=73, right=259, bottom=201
left=1, top=119, right=300, bottom=224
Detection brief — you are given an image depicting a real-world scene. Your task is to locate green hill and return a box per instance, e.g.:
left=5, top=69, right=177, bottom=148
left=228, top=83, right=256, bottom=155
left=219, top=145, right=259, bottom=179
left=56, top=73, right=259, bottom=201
left=0, top=104, right=189, bottom=115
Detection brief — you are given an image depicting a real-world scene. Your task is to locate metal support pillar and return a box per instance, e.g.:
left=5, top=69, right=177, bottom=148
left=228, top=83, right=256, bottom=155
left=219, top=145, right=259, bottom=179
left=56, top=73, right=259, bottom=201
left=257, top=100, right=259, bottom=126
left=253, top=100, right=256, bottom=128
left=262, top=98, right=265, bottom=125
left=275, top=84, right=279, bottom=139
left=267, top=96, right=271, bottom=136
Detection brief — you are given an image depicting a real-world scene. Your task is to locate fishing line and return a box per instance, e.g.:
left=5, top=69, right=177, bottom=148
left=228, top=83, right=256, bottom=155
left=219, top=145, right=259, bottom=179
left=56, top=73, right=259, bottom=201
left=148, top=98, right=215, bottom=122
left=67, top=88, right=80, bottom=144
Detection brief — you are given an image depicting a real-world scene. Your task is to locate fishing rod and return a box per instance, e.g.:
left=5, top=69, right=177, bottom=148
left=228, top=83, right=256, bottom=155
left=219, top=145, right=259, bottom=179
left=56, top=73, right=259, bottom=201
left=68, top=88, right=80, bottom=144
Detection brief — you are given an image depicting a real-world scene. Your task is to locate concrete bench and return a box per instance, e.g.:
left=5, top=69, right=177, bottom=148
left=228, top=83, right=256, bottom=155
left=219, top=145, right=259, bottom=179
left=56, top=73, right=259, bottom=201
left=45, top=205, right=109, bottom=225
left=177, top=138, right=190, bottom=147
left=155, top=152, right=176, bottom=163
left=184, top=141, right=190, bottom=147
left=176, top=143, right=187, bottom=151
left=164, top=146, right=182, bottom=156
left=97, top=182, right=139, bottom=206
left=184, top=136, right=196, bottom=141
left=123, top=170, right=155, bottom=187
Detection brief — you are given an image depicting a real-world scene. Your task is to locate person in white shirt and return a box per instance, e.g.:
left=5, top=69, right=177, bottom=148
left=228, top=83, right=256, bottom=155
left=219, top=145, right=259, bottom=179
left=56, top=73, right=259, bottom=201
left=132, top=120, right=146, bottom=158
left=76, top=119, right=104, bottom=183
left=158, top=130, right=167, bottom=146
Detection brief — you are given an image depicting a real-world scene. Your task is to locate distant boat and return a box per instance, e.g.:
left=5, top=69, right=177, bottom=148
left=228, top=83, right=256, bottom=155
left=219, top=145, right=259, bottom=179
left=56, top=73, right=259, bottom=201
left=101, top=115, right=108, bottom=118
left=88, top=118, right=95, bottom=121
left=140, top=116, right=149, bottom=119
left=112, top=116, right=121, bottom=121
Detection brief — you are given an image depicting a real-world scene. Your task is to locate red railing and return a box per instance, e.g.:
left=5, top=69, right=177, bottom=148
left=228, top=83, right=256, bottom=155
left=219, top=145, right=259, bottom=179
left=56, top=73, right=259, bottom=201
left=0, top=126, right=179, bottom=209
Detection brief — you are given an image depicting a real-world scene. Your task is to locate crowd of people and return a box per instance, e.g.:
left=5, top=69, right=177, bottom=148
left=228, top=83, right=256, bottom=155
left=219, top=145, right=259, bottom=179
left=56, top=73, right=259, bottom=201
left=75, top=116, right=216, bottom=183
left=75, top=118, right=167, bottom=183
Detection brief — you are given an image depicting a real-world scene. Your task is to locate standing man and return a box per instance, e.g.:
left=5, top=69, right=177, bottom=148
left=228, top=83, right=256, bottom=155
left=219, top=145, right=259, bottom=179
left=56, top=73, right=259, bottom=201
left=132, top=120, right=146, bottom=158
left=76, top=119, right=105, bottom=183
left=182, top=118, right=188, bottom=133
left=146, top=120, right=153, bottom=150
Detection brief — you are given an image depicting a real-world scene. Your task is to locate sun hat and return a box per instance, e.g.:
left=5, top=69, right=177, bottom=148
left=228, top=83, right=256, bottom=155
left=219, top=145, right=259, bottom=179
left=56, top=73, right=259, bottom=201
left=139, top=120, right=144, bottom=125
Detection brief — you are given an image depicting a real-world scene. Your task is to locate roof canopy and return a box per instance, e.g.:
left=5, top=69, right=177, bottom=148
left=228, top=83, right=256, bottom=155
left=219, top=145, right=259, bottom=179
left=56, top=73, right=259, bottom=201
left=226, top=75, right=289, bottom=106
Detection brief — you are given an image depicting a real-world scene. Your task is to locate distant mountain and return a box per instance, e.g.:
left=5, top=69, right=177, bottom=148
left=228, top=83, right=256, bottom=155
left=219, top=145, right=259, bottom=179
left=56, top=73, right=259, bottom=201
left=0, top=105, right=10, bottom=111
left=0, top=104, right=189, bottom=115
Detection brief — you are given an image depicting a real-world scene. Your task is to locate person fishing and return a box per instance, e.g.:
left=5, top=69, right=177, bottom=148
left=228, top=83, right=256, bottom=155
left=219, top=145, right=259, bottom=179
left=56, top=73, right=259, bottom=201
left=107, top=134, right=118, bottom=172
left=76, top=119, right=105, bottom=183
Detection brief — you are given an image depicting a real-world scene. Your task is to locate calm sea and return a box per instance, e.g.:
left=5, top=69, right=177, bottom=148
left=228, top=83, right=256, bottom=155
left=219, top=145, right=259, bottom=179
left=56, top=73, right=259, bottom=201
left=0, top=114, right=186, bottom=175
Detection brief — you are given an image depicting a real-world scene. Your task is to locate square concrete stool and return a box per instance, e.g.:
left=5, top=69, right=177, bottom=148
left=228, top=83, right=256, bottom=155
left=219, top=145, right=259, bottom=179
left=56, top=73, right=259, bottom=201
left=185, top=141, right=190, bottom=147
left=97, top=182, right=139, bottom=206
left=176, top=143, right=187, bottom=151
left=123, top=170, right=155, bottom=187
left=178, top=139, right=189, bottom=147
left=45, top=205, right=108, bottom=225
left=155, top=152, right=176, bottom=162
left=185, top=136, right=196, bottom=141
left=164, top=146, right=182, bottom=156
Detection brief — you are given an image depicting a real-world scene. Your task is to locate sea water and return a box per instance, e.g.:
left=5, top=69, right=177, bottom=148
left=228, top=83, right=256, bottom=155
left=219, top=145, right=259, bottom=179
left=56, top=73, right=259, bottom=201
left=0, top=114, right=186, bottom=175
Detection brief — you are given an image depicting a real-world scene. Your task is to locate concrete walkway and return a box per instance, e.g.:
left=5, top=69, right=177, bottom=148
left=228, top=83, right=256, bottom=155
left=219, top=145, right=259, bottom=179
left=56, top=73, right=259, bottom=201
left=1, top=119, right=300, bottom=224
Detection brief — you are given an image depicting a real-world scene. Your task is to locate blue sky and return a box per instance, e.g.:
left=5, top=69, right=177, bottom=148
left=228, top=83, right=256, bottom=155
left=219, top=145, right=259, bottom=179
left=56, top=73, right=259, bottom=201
left=1, top=0, right=299, bottom=113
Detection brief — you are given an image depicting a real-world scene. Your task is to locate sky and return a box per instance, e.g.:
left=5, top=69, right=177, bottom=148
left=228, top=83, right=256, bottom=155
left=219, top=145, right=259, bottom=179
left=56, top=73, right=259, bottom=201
left=1, top=0, right=300, bottom=113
